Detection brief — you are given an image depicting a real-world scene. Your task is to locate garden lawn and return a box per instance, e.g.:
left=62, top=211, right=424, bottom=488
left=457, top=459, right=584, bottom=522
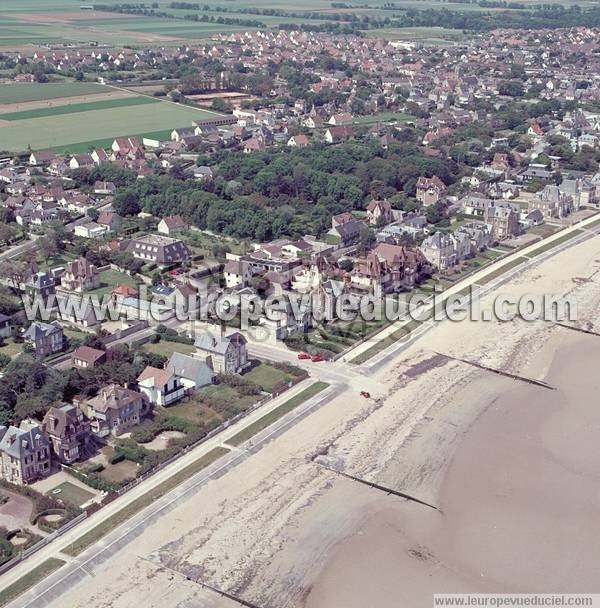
left=88, top=269, right=138, bottom=297
left=0, top=339, right=23, bottom=359
left=244, top=361, right=292, bottom=393
left=142, top=340, right=196, bottom=358
left=46, top=481, right=94, bottom=508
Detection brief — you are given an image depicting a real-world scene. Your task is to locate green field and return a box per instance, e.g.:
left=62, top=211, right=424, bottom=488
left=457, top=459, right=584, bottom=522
left=0, top=82, right=107, bottom=105
left=0, top=98, right=221, bottom=152
left=354, top=111, right=414, bottom=125
left=0, top=95, right=159, bottom=121
left=0, top=0, right=595, bottom=49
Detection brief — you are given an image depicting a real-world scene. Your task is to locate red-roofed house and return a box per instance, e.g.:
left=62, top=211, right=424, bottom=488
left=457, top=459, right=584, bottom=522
left=157, top=215, right=188, bottom=236
left=416, top=176, right=447, bottom=206
left=137, top=366, right=185, bottom=406
left=72, top=345, right=107, bottom=369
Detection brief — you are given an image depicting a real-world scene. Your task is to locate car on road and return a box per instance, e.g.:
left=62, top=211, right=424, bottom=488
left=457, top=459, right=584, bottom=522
left=297, top=352, right=311, bottom=360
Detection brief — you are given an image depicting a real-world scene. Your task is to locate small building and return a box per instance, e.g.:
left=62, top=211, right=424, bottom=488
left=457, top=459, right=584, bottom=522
left=72, top=345, right=107, bottom=369
left=82, top=384, right=150, bottom=437
left=484, top=204, right=520, bottom=240
left=366, top=199, right=394, bottom=226
left=97, top=210, right=121, bottom=233
left=23, top=321, right=64, bottom=358
left=157, top=215, right=188, bottom=236
left=0, top=421, right=51, bottom=484
left=42, top=404, right=90, bottom=464
left=137, top=366, right=186, bottom=406
left=29, top=151, right=57, bottom=167
left=194, top=331, right=249, bottom=375
left=26, top=271, right=56, bottom=304
left=166, top=352, right=214, bottom=390
left=529, top=185, right=574, bottom=219
left=287, top=134, right=309, bottom=147
left=74, top=222, right=109, bottom=239
left=60, top=258, right=101, bottom=292
left=416, top=176, right=447, bottom=207
left=93, top=181, right=116, bottom=195
left=127, top=234, right=191, bottom=268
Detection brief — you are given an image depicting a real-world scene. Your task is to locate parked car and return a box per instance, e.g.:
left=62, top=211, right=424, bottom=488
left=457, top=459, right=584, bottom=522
left=311, top=354, right=324, bottom=362
left=297, top=352, right=311, bottom=360
left=360, top=391, right=371, bottom=398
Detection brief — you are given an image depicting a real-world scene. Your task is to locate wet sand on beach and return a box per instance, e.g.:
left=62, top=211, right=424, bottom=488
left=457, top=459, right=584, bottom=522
left=305, top=330, right=600, bottom=607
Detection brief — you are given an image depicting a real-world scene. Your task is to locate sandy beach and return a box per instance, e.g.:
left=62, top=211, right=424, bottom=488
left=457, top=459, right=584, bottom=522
left=29, top=231, right=600, bottom=608
left=306, top=329, right=600, bottom=607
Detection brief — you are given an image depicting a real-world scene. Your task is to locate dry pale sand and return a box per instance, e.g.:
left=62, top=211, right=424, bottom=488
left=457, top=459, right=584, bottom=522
left=46, top=233, right=600, bottom=608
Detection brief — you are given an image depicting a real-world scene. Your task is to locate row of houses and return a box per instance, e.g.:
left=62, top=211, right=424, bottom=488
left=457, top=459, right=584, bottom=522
left=0, top=331, right=249, bottom=485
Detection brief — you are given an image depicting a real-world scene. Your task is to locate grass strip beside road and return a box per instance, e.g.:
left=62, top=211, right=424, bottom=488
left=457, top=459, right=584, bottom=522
left=474, top=256, right=529, bottom=285
left=351, top=318, right=422, bottom=364
left=526, top=229, right=584, bottom=258
left=0, top=558, right=65, bottom=608
left=228, top=381, right=330, bottom=446
left=62, top=446, right=229, bottom=557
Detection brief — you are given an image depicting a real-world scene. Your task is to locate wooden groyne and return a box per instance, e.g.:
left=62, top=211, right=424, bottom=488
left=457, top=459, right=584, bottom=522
left=434, top=352, right=555, bottom=390
left=317, top=462, right=441, bottom=512
left=553, top=321, right=600, bottom=338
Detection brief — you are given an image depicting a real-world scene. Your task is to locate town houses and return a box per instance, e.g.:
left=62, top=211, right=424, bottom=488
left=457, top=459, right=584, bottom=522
left=1, top=23, right=600, bottom=495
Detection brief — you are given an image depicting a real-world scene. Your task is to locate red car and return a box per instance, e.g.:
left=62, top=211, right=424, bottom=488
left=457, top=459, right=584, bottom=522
left=297, top=352, right=311, bottom=360
left=311, top=354, right=324, bottom=363
left=360, top=391, right=371, bottom=398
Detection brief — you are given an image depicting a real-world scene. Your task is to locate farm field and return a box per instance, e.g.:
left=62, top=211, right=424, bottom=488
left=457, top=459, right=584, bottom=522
left=0, top=0, right=596, bottom=50
left=0, top=82, right=107, bottom=105
left=0, top=96, right=222, bottom=152
left=0, top=95, right=159, bottom=121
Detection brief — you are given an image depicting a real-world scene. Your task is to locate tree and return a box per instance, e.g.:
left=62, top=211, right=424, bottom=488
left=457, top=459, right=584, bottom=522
left=358, top=226, right=376, bottom=255
left=338, top=258, right=354, bottom=272
left=0, top=260, right=27, bottom=289
left=114, top=191, right=141, bottom=216
left=0, top=223, right=17, bottom=245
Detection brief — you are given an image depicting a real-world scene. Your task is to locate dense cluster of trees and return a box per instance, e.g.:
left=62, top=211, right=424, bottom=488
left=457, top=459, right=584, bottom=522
left=0, top=343, right=167, bottom=426
left=93, top=3, right=265, bottom=27
left=112, top=133, right=462, bottom=240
